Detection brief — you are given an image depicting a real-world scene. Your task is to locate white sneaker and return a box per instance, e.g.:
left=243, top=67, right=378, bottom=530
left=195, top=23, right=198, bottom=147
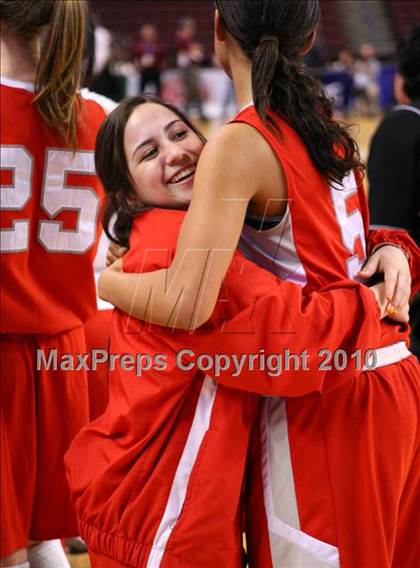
left=27, top=540, right=70, bottom=568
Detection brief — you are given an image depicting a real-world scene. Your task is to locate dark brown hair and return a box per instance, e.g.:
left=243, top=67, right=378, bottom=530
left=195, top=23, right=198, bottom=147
left=398, top=26, right=420, bottom=100
left=1, top=0, right=87, bottom=148
left=215, top=0, right=363, bottom=185
left=96, top=95, right=206, bottom=247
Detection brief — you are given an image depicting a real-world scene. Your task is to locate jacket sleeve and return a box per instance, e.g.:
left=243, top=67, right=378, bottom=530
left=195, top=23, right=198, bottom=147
left=124, top=212, right=384, bottom=398
left=166, top=256, right=383, bottom=397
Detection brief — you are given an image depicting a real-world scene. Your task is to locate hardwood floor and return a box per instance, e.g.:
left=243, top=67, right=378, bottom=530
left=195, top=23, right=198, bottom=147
left=69, top=553, right=91, bottom=568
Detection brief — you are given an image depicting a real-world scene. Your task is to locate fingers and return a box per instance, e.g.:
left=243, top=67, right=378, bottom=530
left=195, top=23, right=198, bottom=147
left=369, top=283, right=387, bottom=319
left=106, top=245, right=128, bottom=267
left=383, top=280, right=410, bottom=323
left=358, top=255, right=379, bottom=279
left=382, top=267, right=398, bottom=308
left=105, top=252, right=115, bottom=267
left=371, top=245, right=411, bottom=309
left=108, top=257, right=123, bottom=272
left=389, top=271, right=411, bottom=310
left=361, top=245, right=412, bottom=322
left=369, top=281, right=410, bottom=323
left=386, top=302, right=410, bottom=324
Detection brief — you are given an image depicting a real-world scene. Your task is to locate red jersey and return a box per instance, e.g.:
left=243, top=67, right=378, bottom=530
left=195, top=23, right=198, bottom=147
left=238, top=105, right=418, bottom=317
left=219, top=106, right=420, bottom=568
left=172, top=106, right=420, bottom=396
left=66, top=108, right=419, bottom=568
left=0, top=79, right=108, bottom=334
left=66, top=208, right=385, bottom=567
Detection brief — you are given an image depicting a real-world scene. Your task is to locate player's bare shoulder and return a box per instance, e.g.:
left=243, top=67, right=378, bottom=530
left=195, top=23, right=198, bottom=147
left=194, top=121, right=277, bottom=201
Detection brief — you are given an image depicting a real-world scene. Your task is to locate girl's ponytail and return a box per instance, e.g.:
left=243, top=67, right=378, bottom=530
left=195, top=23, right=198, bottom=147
left=35, top=0, right=86, bottom=149
left=251, top=36, right=279, bottom=124
left=269, top=56, right=361, bottom=185
left=216, top=0, right=363, bottom=185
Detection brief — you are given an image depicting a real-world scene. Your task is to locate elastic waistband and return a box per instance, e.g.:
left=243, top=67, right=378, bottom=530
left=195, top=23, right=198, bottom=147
left=363, top=341, right=412, bottom=371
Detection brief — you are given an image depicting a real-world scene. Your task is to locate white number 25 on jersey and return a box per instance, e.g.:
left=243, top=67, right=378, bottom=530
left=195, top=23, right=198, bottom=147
left=0, top=145, right=99, bottom=253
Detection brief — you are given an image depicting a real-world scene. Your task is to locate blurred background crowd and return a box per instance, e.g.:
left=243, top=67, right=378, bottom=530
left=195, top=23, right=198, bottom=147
left=87, top=0, right=419, bottom=123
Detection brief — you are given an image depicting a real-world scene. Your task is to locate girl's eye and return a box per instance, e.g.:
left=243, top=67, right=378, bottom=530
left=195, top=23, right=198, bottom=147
left=143, top=146, right=158, bottom=160
left=173, top=129, right=188, bottom=141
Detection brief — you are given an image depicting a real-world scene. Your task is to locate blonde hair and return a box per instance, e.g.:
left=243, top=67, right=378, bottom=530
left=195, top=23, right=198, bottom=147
left=1, top=0, right=87, bottom=148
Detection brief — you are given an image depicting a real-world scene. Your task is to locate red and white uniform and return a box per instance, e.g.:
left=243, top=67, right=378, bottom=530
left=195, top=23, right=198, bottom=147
left=0, top=77, right=109, bottom=555
left=194, top=106, right=420, bottom=568
left=65, top=207, right=392, bottom=568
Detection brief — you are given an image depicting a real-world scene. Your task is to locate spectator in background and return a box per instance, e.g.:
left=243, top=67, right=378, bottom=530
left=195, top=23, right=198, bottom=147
left=368, top=26, right=420, bottom=357
left=133, top=24, right=166, bottom=95
left=331, top=48, right=356, bottom=75
left=353, top=42, right=381, bottom=115
left=93, top=20, right=112, bottom=77
left=176, top=16, right=207, bottom=120
left=329, top=48, right=356, bottom=115
left=91, top=30, right=127, bottom=101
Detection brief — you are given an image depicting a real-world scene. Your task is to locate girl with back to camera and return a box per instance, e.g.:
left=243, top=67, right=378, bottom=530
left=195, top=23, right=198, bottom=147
left=0, top=1, right=111, bottom=566
left=99, top=2, right=420, bottom=567
left=67, top=94, right=408, bottom=568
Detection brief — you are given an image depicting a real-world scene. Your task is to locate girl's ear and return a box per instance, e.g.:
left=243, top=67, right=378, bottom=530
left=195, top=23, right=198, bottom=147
left=127, top=193, right=142, bottom=207
left=215, top=9, right=226, bottom=42
left=301, top=30, right=317, bottom=56
left=120, top=187, right=142, bottom=209
left=393, top=72, right=410, bottom=105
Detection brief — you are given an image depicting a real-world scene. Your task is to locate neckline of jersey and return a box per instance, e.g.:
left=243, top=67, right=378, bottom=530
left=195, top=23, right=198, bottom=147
left=239, top=101, right=254, bottom=112
left=394, top=104, right=420, bottom=117
left=1, top=76, right=34, bottom=92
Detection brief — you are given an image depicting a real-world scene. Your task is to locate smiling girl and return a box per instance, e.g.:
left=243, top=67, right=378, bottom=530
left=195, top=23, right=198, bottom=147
left=96, top=1, right=420, bottom=566
left=124, top=103, right=201, bottom=208
left=64, top=95, right=408, bottom=568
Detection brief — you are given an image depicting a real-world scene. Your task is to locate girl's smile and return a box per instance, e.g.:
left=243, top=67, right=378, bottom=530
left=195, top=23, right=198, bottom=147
left=124, top=102, right=204, bottom=208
